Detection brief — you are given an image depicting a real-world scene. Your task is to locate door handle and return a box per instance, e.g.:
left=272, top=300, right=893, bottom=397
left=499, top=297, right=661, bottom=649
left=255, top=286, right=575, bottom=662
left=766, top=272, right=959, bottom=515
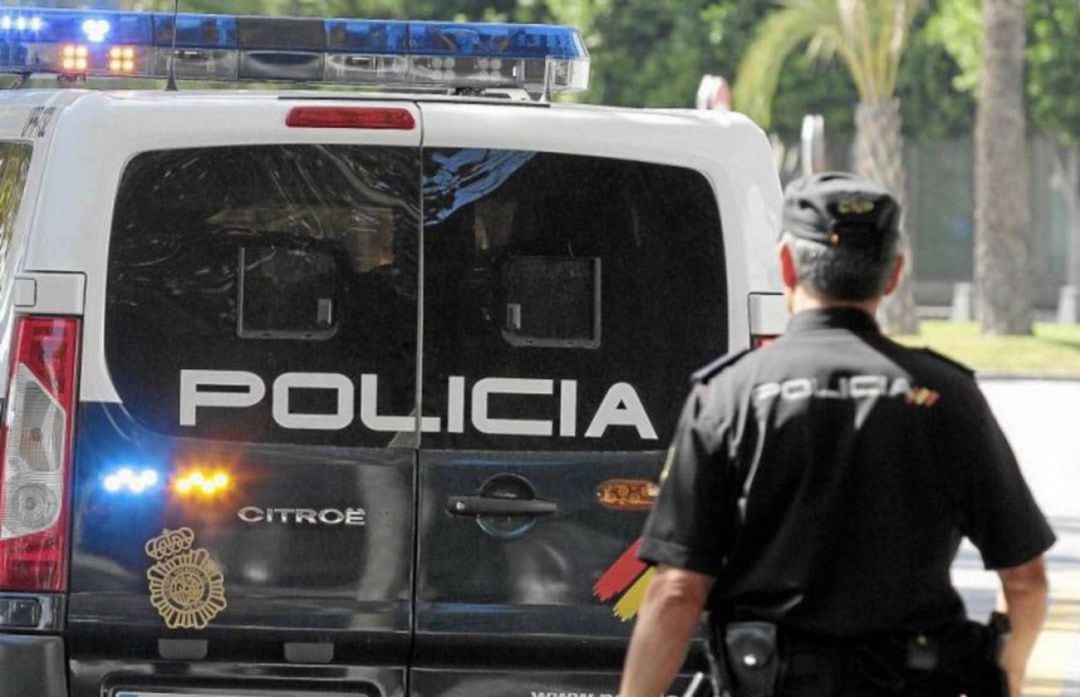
left=447, top=495, right=558, bottom=517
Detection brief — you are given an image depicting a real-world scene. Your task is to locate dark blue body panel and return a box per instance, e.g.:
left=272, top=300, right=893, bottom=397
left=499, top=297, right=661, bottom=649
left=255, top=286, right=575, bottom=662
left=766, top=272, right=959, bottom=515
left=65, top=403, right=706, bottom=696
left=67, top=402, right=413, bottom=696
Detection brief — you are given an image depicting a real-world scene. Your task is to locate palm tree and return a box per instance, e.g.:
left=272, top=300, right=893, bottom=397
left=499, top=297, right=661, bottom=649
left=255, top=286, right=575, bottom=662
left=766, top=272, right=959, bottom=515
left=733, top=0, right=921, bottom=334
left=975, top=0, right=1031, bottom=334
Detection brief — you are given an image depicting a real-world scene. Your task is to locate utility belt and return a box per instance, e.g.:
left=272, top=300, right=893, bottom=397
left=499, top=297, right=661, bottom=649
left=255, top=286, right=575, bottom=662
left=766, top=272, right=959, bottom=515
left=706, top=613, right=1009, bottom=697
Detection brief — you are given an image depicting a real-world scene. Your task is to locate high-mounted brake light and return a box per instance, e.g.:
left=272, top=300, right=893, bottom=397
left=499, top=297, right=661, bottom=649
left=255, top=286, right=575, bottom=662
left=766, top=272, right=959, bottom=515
left=0, top=316, right=80, bottom=592
left=0, top=6, right=590, bottom=94
left=287, top=106, right=416, bottom=130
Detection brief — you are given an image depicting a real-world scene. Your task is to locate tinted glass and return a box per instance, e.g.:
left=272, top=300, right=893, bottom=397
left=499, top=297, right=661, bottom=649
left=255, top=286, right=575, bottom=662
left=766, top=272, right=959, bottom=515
left=106, top=145, right=420, bottom=447
left=0, top=142, right=32, bottom=286
left=0, top=142, right=33, bottom=395
left=421, top=149, right=727, bottom=451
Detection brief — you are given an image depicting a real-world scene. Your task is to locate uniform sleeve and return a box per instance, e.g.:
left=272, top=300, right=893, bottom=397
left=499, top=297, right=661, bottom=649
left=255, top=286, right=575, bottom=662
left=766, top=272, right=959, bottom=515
left=638, top=385, right=733, bottom=577
left=949, top=383, right=1055, bottom=570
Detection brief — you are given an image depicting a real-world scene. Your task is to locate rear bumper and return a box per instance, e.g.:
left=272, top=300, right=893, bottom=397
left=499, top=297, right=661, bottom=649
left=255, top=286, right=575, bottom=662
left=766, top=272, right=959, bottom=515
left=0, top=634, right=68, bottom=697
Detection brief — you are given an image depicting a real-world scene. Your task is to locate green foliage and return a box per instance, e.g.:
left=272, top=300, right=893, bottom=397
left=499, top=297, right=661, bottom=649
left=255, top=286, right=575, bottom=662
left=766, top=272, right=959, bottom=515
left=896, top=17, right=975, bottom=138
left=925, top=0, right=1080, bottom=145
left=732, top=0, right=920, bottom=130
left=580, top=0, right=712, bottom=108
left=1028, top=0, right=1080, bottom=145
left=923, top=0, right=980, bottom=92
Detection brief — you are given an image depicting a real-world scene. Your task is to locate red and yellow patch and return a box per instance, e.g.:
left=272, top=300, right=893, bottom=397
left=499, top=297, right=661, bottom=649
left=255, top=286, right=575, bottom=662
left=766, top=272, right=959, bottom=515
left=907, top=387, right=941, bottom=407
left=593, top=539, right=654, bottom=622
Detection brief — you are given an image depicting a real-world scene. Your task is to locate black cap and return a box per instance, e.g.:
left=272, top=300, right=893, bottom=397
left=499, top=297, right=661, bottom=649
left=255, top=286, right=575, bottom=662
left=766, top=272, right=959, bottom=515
left=782, top=172, right=901, bottom=247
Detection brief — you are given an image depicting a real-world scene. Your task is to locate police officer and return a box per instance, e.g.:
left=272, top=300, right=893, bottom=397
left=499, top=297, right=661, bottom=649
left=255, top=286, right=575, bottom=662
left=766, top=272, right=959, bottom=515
left=618, top=173, right=1054, bottom=697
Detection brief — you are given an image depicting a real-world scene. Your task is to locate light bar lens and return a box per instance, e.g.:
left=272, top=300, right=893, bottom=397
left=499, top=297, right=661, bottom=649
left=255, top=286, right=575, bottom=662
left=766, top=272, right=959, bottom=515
left=82, top=18, right=110, bottom=43
left=0, top=6, right=589, bottom=92
left=154, top=13, right=235, bottom=48
left=326, top=20, right=407, bottom=53
left=407, top=22, right=586, bottom=59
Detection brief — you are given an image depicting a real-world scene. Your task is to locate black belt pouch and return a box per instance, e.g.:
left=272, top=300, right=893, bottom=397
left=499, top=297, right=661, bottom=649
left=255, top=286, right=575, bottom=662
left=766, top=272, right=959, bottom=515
left=722, top=622, right=781, bottom=697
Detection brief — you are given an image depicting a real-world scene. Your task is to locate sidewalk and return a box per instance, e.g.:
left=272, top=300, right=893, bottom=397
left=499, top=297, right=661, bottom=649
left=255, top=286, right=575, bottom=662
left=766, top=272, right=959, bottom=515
left=976, top=379, right=1080, bottom=695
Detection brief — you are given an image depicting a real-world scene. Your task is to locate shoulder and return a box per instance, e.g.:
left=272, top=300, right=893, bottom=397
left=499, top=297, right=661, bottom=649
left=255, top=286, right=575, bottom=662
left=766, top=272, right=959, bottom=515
left=912, top=347, right=976, bottom=380
left=900, top=346, right=992, bottom=419
left=690, top=348, right=754, bottom=385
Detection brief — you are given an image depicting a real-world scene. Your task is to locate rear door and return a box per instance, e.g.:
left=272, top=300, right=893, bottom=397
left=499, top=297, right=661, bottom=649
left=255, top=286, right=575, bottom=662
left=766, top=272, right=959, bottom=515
left=413, top=105, right=730, bottom=697
left=67, top=101, right=422, bottom=697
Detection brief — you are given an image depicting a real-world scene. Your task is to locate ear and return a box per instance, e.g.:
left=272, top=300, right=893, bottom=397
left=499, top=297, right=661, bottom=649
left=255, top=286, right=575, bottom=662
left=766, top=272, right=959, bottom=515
left=883, top=253, right=906, bottom=296
left=779, top=242, right=798, bottom=292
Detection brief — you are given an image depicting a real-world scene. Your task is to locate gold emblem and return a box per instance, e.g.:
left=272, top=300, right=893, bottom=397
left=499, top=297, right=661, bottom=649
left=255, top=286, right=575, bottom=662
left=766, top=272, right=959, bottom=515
left=145, top=527, right=227, bottom=630
left=837, top=199, right=875, bottom=215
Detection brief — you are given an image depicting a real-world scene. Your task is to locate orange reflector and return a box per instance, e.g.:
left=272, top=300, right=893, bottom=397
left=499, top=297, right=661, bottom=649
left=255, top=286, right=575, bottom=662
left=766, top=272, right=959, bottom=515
left=286, top=106, right=416, bottom=130
left=173, top=470, right=231, bottom=498
left=597, top=479, right=659, bottom=511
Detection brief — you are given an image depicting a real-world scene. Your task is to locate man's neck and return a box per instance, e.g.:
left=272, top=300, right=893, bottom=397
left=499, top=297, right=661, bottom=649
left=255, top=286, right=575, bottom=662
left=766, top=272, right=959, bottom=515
left=787, top=286, right=881, bottom=317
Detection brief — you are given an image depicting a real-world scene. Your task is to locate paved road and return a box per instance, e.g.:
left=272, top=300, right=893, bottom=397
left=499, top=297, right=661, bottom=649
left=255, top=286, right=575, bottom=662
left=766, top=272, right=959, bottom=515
left=955, top=379, right=1080, bottom=695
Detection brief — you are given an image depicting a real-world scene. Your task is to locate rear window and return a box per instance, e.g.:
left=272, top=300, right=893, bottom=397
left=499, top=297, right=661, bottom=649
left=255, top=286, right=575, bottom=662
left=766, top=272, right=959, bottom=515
left=421, top=149, right=727, bottom=451
left=106, top=145, right=726, bottom=450
left=106, top=145, right=420, bottom=448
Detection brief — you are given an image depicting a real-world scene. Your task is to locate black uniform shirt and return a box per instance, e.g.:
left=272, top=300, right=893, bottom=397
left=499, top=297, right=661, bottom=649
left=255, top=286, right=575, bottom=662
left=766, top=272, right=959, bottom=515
left=639, top=307, right=1055, bottom=636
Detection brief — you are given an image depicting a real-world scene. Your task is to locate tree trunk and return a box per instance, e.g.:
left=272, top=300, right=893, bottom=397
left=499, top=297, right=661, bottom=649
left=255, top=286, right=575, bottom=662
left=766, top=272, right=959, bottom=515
left=975, top=0, right=1032, bottom=335
left=854, top=99, right=919, bottom=335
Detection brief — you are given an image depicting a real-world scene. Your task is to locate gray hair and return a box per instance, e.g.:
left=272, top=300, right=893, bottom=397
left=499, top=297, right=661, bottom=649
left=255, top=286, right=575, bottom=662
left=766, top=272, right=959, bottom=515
left=781, top=231, right=902, bottom=302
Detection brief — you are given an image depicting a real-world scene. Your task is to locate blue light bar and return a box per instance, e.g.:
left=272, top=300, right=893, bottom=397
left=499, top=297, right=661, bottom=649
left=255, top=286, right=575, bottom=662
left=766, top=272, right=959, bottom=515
left=0, top=6, right=589, bottom=93
left=0, top=9, right=152, bottom=44
left=153, top=13, right=236, bottom=49
left=326, top=20, right=408, bottom=54
left=407, top=22, right=586, bottom=59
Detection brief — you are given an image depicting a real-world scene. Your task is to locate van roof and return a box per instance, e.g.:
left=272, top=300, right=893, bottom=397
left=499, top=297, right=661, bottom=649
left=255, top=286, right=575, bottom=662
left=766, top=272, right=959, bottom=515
left=0, top=86, right=766, bottom=130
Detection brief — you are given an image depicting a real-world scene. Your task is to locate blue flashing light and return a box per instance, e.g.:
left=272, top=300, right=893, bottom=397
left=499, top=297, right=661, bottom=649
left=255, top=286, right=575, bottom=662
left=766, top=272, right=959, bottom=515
left=406, top=22, right=587, bottom=60
left=0, top=9, right=150, bottom=45
left=103, top=467, right=159, bottom=494
left=0, top=5, right=590, bottom=92
left=0, top=13, right=44, bottom=33
left=0, top=7, right=586, bottom=59
left=326, top=19, right=408, bottom=54
left=153, top=13, right=236, bottom=49
left=82, top=18, right=110, bottom=43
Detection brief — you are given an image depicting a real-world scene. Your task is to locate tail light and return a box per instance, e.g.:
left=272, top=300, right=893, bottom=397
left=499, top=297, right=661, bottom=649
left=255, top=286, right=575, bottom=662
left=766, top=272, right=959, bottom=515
left=0, top=316, right=81, bottom=592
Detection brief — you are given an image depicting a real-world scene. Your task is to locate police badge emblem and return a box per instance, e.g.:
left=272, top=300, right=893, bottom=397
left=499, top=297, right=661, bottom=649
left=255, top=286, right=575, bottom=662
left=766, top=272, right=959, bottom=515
left=145, top=527, right=227, bottom=630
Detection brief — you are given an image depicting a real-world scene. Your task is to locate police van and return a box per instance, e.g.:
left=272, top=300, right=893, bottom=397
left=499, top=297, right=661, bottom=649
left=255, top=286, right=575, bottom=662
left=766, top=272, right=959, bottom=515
left=0, top=6, right=784, bottom=697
